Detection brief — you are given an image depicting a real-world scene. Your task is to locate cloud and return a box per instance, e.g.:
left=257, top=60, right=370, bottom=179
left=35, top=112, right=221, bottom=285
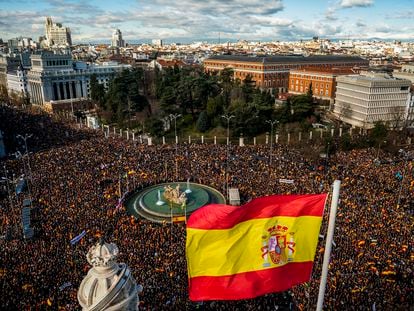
left=339, top=0, right=373, bottom=8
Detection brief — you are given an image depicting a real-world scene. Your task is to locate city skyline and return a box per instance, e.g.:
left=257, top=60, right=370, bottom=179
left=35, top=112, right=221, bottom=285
left=0, top=0, right=414, bottom=43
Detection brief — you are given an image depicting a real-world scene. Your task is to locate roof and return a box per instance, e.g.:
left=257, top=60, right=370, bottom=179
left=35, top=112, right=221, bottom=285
left=206, top=54, right=368, bottom=64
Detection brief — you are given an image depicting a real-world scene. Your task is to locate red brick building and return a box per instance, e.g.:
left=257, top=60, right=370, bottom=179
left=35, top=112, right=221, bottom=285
left=203, top=55, right=368, bottom=90
left=288, top=68, right=357, bottom=100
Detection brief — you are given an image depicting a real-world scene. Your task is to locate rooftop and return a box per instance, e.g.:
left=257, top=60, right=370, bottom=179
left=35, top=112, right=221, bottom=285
left=206, top=54, right=368, bottom=64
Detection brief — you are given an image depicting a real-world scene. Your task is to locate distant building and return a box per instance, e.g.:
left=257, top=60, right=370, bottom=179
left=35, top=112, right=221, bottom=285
left=288, top=68, right=357, bottom=101
left=333, top=73, right=411, bottom=129
left=6, top=66, right=29, bottom=100
left=111, top=29, right=125, bottom=48
left=152, top=39, right=163, bottom=47
left=204, top=55, right=368, bottom=90
left=0, top=54, right=21, bottom=91
left=149, top=58, right=187, bottom=71
left=45, top=17, right=72, bottom=47
left=27, top=51, right=130, bottom=110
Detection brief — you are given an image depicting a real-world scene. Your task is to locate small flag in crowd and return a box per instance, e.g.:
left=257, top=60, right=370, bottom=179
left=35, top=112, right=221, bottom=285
left=186, top=193, right=327, bottom=301
left=70, top=230, right=86, bottom=245
left=59, top=282, right=72, bottom=291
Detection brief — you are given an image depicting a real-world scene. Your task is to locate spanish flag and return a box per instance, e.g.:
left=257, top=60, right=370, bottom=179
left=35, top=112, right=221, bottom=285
left=186, top=194, right=327, bottom=301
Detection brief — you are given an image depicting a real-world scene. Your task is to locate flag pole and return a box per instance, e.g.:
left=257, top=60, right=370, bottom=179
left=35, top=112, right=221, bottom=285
left=316, top=179, right=341, bottom=311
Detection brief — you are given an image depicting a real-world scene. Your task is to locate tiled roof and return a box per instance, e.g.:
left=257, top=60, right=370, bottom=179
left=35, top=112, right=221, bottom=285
left=206, top=55, right=367, bottom=64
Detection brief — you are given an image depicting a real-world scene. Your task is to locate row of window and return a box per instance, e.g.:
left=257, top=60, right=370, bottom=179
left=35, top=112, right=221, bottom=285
left=45, top=60, right=69, bottom=67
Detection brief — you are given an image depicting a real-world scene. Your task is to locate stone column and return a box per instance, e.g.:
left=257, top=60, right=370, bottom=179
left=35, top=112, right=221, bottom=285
left=253, top=137, right=256, bottom=145
left=139, top=135, right=143, bottom=144
left=62, top=82, right=67, bottom=100
left=148, top=137, right=152, bottom=146
left=287, top=133, right=291, bottom=145
left=113, top=127, right=116, bottom=135
left=214, top=136, right=217, bottom=145
left=132, top=132, right=135, bottom=141
left=331, top=128, right=334, bottom=137
left=349, top=128, right=353, bottom=136
left=162, top=136, right=165, bottom=144
left=126, top=130, right=129, bottom=140
left=201, top=136, right=204, bottom=144
left=188, top=136, right=191, bottom=144
left=320, top=130, right=323, bottom=139
left=239, top=135, right=244, bottom=147
left=339, top=127, right=343, bottom=137
left=276, top=134, right=279, bottom=144
left=298, top=132, right=302, bottom=142
left=119, top=129, right=122, bottom=138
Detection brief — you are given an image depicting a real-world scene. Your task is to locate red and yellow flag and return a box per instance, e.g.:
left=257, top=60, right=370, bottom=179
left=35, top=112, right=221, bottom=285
left=186, top=194, right=327, bottom=301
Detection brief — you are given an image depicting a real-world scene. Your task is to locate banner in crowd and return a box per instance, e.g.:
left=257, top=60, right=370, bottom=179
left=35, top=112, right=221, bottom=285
left=279, top=179, right=295, bottom=184
left=186, top=194, right=327, bottom=301
left=70, top=230, right=86, bottom=245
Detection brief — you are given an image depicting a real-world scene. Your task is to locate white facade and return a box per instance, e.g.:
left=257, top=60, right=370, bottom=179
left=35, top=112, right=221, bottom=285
left=112, top=29, right=125, bottom=48
left=333, top=73, right=411, bottom=129
left=6, top=67, right=29, bottom=97
left=27, top=52, right=130, bottom=105
left=45, top=17, right=72, bottom=47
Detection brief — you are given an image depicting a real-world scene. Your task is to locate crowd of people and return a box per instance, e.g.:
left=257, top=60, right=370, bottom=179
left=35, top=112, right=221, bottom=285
left=0, top=105, right=413, bottom=310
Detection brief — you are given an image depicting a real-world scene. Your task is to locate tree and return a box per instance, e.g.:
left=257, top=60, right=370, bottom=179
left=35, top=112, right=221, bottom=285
left=370, top=121, right=388, bottom=142
left=144, top=117, right=164, bottom=137
left=90, top=74, right=106, bottom=108
left=307, top=82, right=313, bottom=98
left=196, top=110, right=210, bottom=132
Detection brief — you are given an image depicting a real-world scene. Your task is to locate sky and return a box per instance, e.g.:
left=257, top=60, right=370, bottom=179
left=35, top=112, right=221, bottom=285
left=0, top=0, right=413, bottom=44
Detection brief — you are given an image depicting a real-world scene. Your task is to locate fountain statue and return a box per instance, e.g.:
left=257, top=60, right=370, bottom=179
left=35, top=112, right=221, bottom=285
left=163, top=185, right=187, bottom=206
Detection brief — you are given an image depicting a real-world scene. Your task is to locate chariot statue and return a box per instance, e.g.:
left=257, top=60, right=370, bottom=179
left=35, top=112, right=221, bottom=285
left=163, top=185, right=187, bottom=206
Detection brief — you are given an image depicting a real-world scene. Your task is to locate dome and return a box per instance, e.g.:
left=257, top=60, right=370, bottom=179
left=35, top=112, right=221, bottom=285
left=77, top=240, right=141, bottom=311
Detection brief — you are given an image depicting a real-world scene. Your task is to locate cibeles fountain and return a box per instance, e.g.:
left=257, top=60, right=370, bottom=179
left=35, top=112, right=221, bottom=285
left=78, top=239, right=143, bottom=310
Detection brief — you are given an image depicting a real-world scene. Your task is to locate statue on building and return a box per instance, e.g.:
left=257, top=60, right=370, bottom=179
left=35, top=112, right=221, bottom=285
left=78, top=239, right=143, bottom=310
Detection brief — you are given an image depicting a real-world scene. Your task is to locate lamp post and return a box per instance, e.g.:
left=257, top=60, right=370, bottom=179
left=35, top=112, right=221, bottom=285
left=170, top=114, right=181, bottom=180
left=397, top=149, right=411, bottom=208
left=221, top=114, right=234, bottom=202
left=16, top=134, right=32, bottom=178
left=266, top=120, right=279, bottom=167
left=221, top=114, right=234, bottom=145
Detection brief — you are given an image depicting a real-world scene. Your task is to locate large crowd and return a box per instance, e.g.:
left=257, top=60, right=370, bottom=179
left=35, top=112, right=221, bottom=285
left=0, top=106, right=413, bottom=310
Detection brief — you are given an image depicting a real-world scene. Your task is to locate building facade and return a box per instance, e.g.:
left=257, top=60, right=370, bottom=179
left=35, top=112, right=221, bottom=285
left=333, top=73, right=412, bottom=129
left=27, top=51, right=130, bottom=108
left=204, top=55, right=368, bottom=90
left=112, top=29, right=125, bottom=48
left=45, top=17, right=72, bottom=47
left=6, top=66, right=29, bottom=99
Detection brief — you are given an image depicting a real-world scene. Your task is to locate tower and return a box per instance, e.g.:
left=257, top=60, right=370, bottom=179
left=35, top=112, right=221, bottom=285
left=77, top=240, right=142, bottom=310
left=111, top=29, right=125, bottom=48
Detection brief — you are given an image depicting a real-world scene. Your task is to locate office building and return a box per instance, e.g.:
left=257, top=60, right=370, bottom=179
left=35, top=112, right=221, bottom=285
left=45, top=17, right=72, bottom=47
left=111, top=29, right=125, bottom=48
left=333, top=73, right=411, bottom=129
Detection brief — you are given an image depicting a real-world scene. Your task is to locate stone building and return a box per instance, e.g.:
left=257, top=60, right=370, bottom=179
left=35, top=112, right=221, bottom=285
left=27, top=51, right=130, bottom=110
left=45, top=17, right=72, bottom=47
left=203, top=55, right=368, bottom=90
left=333, top=73, right=412, bottom=129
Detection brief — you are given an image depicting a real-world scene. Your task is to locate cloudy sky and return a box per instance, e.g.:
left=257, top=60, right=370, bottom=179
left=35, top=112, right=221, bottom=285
left=0, top=0, right=413, bottom=43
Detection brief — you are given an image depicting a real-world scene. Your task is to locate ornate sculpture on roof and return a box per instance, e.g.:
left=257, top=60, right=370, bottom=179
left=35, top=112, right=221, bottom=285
left=78, top=239, right=143, bottom=310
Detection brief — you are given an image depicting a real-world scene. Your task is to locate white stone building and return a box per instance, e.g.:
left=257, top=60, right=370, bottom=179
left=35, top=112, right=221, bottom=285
left=6, top=66, right=29, bottom=98
left=112, top=29, right=125, bottom=48
left=27, top=51, right=130, bottom=107
left=333, top=73, right=412, bottom=129
left=45, top=17, right=72, bottom=47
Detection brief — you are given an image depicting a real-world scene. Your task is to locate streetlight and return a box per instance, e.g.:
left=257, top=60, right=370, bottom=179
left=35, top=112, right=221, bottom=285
left=169, top=114, right=181, bottom=180
left=266, top=120, right=279, bottom=167
left=397, top=149, right=411, bottom=208
left=221, top=114, right=234, bottom=202
left=16, top=134, right=33, bottom=177
left=169, top=113, right=181, bottom=146
left=221, top=114, right=234, bottom=145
